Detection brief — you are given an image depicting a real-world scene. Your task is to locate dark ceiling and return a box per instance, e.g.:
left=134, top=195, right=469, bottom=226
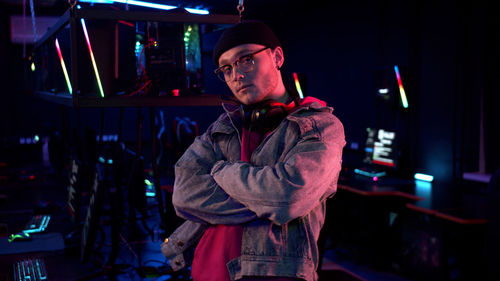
left=0, top=0, right=274, bottom=15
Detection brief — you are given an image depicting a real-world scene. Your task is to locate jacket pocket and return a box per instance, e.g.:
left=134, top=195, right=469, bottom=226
left=283, top=217, right=311, bottom=260
left=241, top=220, right=282, bottom=257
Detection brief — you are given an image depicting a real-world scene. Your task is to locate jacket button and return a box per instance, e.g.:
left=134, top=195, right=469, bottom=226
left=177, top=241, right=184, bottom=247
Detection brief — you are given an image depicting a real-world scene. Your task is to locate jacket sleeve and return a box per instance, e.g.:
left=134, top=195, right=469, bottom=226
left=172, top=121, right=258, bottom=225
left=210, top=113, right=345, bottom=226
left=161, top=220, right=207, bottom=271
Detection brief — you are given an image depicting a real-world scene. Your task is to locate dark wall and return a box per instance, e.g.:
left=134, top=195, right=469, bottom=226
left=0, top=3, right=68, bottom=138
left=1, top=0, right=498, bottom=183
left=238, top=0, right=499, bottom=183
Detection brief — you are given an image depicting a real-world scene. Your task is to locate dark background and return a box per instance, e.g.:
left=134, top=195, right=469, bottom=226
left=1, top=0, right=499, bottom=184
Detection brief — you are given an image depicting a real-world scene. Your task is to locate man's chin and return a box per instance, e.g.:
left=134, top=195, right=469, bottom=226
left=239, top=98, right=262, bottom=106
left=234, top=93, right=254, bottom=105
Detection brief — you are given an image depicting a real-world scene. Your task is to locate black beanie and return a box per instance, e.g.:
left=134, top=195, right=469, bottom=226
left=213, top=20, right=281, bottom=66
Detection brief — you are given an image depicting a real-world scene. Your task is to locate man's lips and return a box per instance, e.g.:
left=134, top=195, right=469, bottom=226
left=237, top=85, right=252, bottom=92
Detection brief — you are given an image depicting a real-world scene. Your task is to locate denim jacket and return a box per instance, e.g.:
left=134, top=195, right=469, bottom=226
left=162, top=99, right=345, bottom=281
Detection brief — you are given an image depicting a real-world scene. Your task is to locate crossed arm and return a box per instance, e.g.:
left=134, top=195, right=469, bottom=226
left=172, top=113, right=345, bottom=226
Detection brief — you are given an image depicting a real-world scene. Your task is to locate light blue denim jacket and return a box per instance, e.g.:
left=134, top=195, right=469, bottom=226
left=162, top=99, right=345, bottom=281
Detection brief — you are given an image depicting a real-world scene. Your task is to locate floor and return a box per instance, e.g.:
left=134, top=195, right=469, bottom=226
left=0, top=161, right=412, bottom=281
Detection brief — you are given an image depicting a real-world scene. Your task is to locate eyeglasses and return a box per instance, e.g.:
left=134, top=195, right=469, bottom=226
left=214, top=47, right=269, bottom=82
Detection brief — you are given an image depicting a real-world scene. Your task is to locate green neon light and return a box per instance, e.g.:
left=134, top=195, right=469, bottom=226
left=8, top=232, right=30, bottom=242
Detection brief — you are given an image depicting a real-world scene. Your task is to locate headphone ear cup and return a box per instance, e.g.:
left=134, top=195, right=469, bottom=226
left=251, top=108, right=265, bottom=124
left=240, top=99, right=295, bottom=132
left=241, top=104, right=270, bottom=128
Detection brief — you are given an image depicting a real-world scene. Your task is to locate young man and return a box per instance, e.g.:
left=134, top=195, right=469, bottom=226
left=161, top=20, right=345, bottom=281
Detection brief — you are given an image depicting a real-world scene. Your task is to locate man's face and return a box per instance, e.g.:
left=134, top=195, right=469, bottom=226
left=218, top=43, right=284, bottom=105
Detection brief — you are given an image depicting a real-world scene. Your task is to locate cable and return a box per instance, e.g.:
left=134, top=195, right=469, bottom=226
left=129, top=39, right=155, bottom=96
left=22, top=0, right=26, bottom=57
left=237, top=0, right=245, bottom=21
left=29, top=0, right=37, bottom=42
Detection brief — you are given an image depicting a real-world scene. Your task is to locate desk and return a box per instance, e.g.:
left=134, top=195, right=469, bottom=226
left=398, top=181, right=488, bottom=280
left=338, top=173, right=488, bottom=225
left=338, top=173, right=421, bottom=198
left=326, top=173, right=489, bottom=280
left=405, top=204, right=487, bottom=225
left=325, top=175, right=423, bottom=267
left=338, top=184, right=422, bottom=201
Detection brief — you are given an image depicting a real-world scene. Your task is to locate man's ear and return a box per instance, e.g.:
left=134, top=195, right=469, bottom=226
left=273, top=46, right=284, bottom=70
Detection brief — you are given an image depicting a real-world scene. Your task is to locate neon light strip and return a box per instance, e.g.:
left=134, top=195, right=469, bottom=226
left=81, top=18, right=105, bottom=97
left=372, top=159, right=395, bottom=167
left=78, top=0, right=209, bottom=14
left=184, top=8, right=209, bottom=15
left=414, top=173, right=434, bottom=182
left=55, top=38, right=72, bottom=94
left=113, top=0, right=176, bottom=10
left=79, top=0, right=114, bottom=3
left=394, top=65, right=408, bottom=109
left=293, top=72, right=304, bottom=99
left=23, top=215, right=51, bottom=233
left=40, top=215, right=50, bottom=231
left=354, top=168, right=386, bottom=178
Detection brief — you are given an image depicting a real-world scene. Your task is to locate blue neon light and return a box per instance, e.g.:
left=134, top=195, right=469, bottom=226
left=113, top=0, right=176, bottom=10
left=414, top=173, right=434, bottom=182
left=354, top=168, right=386, bottom=178
left=185, top=7, right=210, bottom=15
left=78, top=0, right=209, bottom=14
left=23, top=215, right=51, bottom=234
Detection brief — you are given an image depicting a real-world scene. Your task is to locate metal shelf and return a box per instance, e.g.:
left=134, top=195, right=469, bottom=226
left=34, top=91, right=74, bottom=107
left=33, top=6, right=237, bottom=108
left=34, top=91, right=223, bottom=107
left=74, top=6, right=239, bottom=24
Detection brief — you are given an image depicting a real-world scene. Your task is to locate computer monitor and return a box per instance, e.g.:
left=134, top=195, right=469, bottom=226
left=362, top=127, right=399, bottom=175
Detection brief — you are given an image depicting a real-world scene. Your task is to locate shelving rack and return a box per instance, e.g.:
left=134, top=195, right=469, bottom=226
left=32, top=5, right=239, bottom=108
left=28, top=5, right=240, bottom=265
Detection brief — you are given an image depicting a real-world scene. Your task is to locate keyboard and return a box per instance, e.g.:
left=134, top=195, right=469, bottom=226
left=23, top=215, right=50, bottom=234
left=12, top=257, right=48, bottom=281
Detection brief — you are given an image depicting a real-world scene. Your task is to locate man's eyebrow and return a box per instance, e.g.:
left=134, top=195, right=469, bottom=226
left=219, top=49, right=259, bottom=65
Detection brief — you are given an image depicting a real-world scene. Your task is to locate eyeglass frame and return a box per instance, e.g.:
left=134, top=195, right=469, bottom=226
left=213, top=47, right=270, bottom=82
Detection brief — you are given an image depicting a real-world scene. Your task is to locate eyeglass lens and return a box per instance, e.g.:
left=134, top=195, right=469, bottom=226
left=215, top=47, right=268, bottom=82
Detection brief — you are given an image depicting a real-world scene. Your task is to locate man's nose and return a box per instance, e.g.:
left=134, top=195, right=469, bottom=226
left=231, top=67, right=245, bottom=81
